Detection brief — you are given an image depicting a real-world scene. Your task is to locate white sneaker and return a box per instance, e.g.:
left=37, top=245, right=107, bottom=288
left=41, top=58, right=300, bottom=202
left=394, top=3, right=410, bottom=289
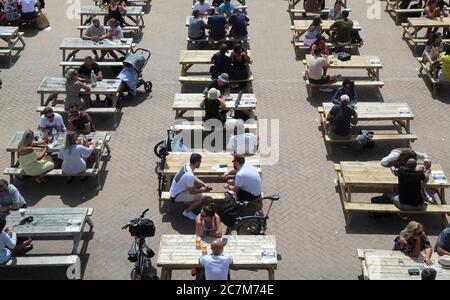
left=320, top=88, right=333, bottom=93
left=182, top=210, right=197, bottom=221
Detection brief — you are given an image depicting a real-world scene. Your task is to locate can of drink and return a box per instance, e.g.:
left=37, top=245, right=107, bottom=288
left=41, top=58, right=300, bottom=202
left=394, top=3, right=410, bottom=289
left=201, top=244, right=207, bottom=255
left=195, top=236, right=201, bottom=249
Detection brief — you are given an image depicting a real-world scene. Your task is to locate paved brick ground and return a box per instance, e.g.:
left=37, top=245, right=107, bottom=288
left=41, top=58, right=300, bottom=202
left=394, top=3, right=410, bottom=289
left=0, top=0, right=450, bottom=280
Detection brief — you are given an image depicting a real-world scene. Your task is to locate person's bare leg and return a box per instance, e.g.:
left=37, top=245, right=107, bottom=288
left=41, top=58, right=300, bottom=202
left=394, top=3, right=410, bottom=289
left=83, top=95, right=92, bottom=107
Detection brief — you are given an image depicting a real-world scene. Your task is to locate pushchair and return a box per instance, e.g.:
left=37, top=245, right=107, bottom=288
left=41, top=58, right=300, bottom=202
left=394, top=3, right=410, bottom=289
left=117, top=48, right=152, bottom=96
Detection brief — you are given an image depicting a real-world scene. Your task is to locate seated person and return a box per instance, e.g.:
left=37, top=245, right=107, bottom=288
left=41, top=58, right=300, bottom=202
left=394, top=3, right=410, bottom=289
left=4, top=0, right=21, bottom=24
left=310, top=36, right=329, bottom=57
left=0, top=217, right=33, bottom=265
left=436, top=227, right=450, bottom=256
left=207, top=8, right=228, bottom=41
left=0, top=179, right=26, bottom=216
left=437, top=47, right=450, bottom=81
left=228, top=9, right=249, bottom=38
left=169, top=153, right=213, bottom=220
left=304, top=16, right=322, bottom=47
left=19, top=0, right=36, bottom=21
left=188, top=9, right=207, bottom=40
left=78, top=56, right=103, bottom=83
left=229, top=44, right=250, bottom=81
left=399, top=0, right=425, bottom=9
left=17, top=130, right=54, bottom=184
left=211, top=44, right=231, bottom=79
left=195, top=203, right=223, bottom=238
left=329, top=0, right=345, bottom=20
left=219, top=0, right=234, bottom=16
left=227, top=119, right=258, bottom=154
left=99, top=18, right=124, bottom=61
left=193, top=0, right=211, bottom=15
left=421, top=268, right=437, bottom=280
left=422, top=32, right=443, bottom=62
left=330, top=10, right=353, bottom=45
left=203, top=72, right=230, bottom=95
left=39, top=107, right=66, bottom=138
left=331, top=79, right=357, bottom=105
left=386, top=158, right=431, bottom=210
left=308, top=48, right=337, bottom=88
left=381, top=148, right=428, bottom=168
left=326, top=95, right=358, bottom=140
left=304, top=0, right=323, bottom=12
left=201, top=88, right=227, bottom=124
left=423, top=0, right=442, bottom=37
left=199, top=239, right=232, bottom=280
left=224, top=154, right=262, bottom=202
left=393, top=221, right=433, bottom=265
left=58, top=132, right=96, bottom=182
left=68, top=103, right=96, bottom=134
left=81, top=17, right=106, bottom=60
left=106, top=0, right=127, bottom=27
left=65, top=69, right=91, bottom=110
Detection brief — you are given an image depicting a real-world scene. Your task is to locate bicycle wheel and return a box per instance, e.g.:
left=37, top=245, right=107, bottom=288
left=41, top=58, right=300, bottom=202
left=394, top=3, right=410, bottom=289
left=237, top=219, right=262, bottom=235
left=153, top=141, right=165, bottom=158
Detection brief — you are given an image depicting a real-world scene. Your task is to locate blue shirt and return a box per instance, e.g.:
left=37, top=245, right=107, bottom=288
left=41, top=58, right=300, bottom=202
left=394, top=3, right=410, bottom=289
left=331, top=87, right=357, bottom=105
left=219, top=2, right=235, bottom=14
left=0, top=231, right=16, bottom=264
left=208, top=14, right=228, bottom=40
left=228, top=13, right=249, bottom=37
left=0, top=185, right=26, bottom=216
left=436, top=227, right=450, bottom=253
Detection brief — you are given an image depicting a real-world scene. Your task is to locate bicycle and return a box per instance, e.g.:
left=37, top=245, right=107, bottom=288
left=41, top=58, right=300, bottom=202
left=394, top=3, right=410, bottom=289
left=223, top=193, right=280, bottom=235
left=122, top=209, right=158, bottom=280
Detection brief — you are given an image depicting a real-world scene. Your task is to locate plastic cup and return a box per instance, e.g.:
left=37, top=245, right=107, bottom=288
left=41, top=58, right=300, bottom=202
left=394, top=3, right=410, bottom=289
left=195, top=236, right=201, bottom=249
left=19, top=208, right=26, bottom=216
left=201, top=244, right=207, bottom=255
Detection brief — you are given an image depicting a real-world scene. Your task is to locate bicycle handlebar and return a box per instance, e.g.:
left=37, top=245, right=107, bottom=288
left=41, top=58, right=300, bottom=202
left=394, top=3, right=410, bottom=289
left=140, top=208, right=149, bottom=218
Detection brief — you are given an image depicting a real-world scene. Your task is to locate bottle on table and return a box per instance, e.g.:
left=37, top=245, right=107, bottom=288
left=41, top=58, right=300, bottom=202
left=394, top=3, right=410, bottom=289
left=90, top=70, right=97, bottom=88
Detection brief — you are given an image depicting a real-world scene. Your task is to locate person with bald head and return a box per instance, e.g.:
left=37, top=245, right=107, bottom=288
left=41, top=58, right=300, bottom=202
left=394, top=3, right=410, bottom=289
left=199, top=238, right=232, bottom=280
left=387, top=158, right=431, bottom=210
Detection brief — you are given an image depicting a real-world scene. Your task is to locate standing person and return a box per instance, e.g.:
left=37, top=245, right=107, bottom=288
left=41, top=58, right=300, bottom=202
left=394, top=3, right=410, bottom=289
left=0, top=217, right=33, bottom=264
left=207, top=8, right=228, bottom=41
left=169, top=153, right=213, bottom=221
left=436, top=227, right=450, bottom=256
left=67, top=103, right=96, bottom=134
left=326, top=95, right=358, bottom=140
left=193, top=0, right=212, bottom=15
left=228, top=9, right=249, bottom=39
left=224, top=154, right=262, bottom=202
left=330, top=10, right=353, bottom=45
left=19, top=0, right=36, bottom=21
left=211, top=44, right=230, bottom=79
left=189, top=9, right=207, bottom=40
left=64, top=69, right=92, bottom=110
left=195, top=203, right=223, bottom=238
left=58, top=132, right=97, bottom=182
left=331, top=79, right=357, bottom=105
left=81, top=17, right=106, bottom=60
left=0, top=179, right=27, bottom=216
left=38, top=107, right=66, bottom=138
left=201, top=88, right=227, bottom=124
left=393, top=221, right=433, bottom=265
left=308, top=48, right=337, bottom=89
left=199, top=239, right=232, bottom=280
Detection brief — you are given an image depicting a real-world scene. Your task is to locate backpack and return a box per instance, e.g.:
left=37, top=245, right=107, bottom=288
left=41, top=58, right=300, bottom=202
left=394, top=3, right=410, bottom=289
left=218, top=198, right=240, bottom=227
left=351, top=30, right=363, bottom=44
left=356, top=130, right=375, bottom=148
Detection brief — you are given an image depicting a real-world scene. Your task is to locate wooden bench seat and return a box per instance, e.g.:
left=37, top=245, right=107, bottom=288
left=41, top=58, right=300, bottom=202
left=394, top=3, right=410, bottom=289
left=173, top=122, right=257, bottom=131
left=0, top=49, right=12, bottom=67
left=36, top=106, right=117, bottom=114
left=0, top=255, right=81, bottom=279
left=3, top=167, right=98, bottom=177
left=160, top=191, right=228, bottom=203
left=60, top=61, right=124, bottom=76
left=179, top=75, right=254, bottom=84
left=305, top=79, right=384, bottom=97
left=77, top=25, right=141, bottom=37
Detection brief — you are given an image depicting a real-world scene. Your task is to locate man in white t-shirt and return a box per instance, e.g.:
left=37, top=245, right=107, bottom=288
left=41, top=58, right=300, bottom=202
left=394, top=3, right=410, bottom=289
left=224, top=154, right=261, bottom=202
left=193, top=0, right=212, bottom=15
left=227, top=120, right=258, bottom=154
left=169, top=153, right=213, bottom=220
left=308, top=48, right=337, bottom=92
left=199, top=238, right=232, bottom=280
left=39, top=107, right=66, bottom=137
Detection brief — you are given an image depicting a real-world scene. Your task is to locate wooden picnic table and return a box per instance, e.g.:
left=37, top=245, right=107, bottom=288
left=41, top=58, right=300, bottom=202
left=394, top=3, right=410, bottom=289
left=321, top=102, right=413, bottom=132
left=403, top=17, right=450, bottom=39
left=59, top=37, right=133, bottom=62
left=5, top=208, right=94, bottom=255
left=288, top=0, right=347, bottom=9
left=157, top=235, right=277, bottom=280
left=305, top=54, right=382, bottom=80
left=337, top=161, right=450, bottom=203
left=357, top=249, right=450, bottom=280
left=93, top=0, right=152, bottom=13
left=79, top=5, right=145, bottom=28
left=0, top=26, right=26, bottom=66
left=173, top=93, right=256, bottom=118
left=179, top=49, right=252, bottom=76
left=291, top=19, right=360, bottom=39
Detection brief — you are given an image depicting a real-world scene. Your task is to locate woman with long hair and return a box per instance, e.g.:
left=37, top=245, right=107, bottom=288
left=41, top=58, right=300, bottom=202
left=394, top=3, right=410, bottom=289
left=195, top=203, right=223, bottom=238
left=393, top=221, right=433, bottom=264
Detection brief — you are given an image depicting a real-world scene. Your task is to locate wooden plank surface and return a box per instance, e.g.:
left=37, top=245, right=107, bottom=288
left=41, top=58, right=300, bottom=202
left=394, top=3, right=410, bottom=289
left=0, top=26, right=19, bottom=38
left=340, top=161, right=450, bottom=188
left=408, top=17, right=450, bottom=28
left=162, top=152, right=261, bottom=176
left=37, top=77, right=122, bottom=94
left=157, top=235, right=277, bottom=269
left=60, top=38, right=133, bottom=50
left=79, top=5, right=143, bottom=16
left=173, top=93, right=257, bottom=110
left=322, top=102, right=414, bottom=120
left=360, top=249, right=450, bottom=280
left=306, top=55, right=382, bottom=69
left=179, top=50, right=252, bottom=64
left=292, top=19, right=361, bottom=31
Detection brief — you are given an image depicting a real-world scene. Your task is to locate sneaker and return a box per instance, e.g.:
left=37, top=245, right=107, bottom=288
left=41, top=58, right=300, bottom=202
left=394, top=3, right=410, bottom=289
left=182, top=210, right=197, bottom=221
left=320, top=88, right=333, bottom=93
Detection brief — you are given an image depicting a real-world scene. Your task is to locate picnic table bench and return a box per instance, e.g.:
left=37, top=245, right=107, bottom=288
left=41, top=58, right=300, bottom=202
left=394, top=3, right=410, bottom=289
left=79, top=5, right=145, bottom=31
left=357, top=248, right=450, bottom=280
left=4, top=131, right=111, bottom=189
left=186, top=36, right=249, bottom=49
left=0, top=26, right=26, bottom=67
left=335, top=161, right=450, bottom=226
left=173, top=93, right=256, bottom=118
left=36, top=77, right=122, bottom=127
left=93, top=0, right=152, bottom=13
left=402, top=17, right=450, bottom=54
left=417, top=55, right=450, bottom=95
left=157, top=235, right=277, bottom=280
left=77, top=25, right=141, bottom=38
left=386, top=0, right=449, bottom=24
left=288, top=0, right=347, bottom=10
left=288, top=7, right=351, bottom=23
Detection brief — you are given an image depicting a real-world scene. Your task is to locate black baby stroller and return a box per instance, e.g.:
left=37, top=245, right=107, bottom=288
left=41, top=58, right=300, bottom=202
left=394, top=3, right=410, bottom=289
left=116, top=48, right=152, bottom=95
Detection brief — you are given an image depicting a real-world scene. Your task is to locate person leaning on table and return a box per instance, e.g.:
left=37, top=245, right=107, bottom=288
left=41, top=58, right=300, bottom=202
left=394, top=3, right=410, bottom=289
left=393, top=221, right=433, bottom=265
left=325, top=95, right=358, bottom=140
left=0, top=179, right=26, bottom=217
left=0, top=216, right=33, bottom=265
left=67, top=103, right=96, bottom=134
left=65, top=69, right=92, bottom=110
left=199, top=239, right=232, bottom=280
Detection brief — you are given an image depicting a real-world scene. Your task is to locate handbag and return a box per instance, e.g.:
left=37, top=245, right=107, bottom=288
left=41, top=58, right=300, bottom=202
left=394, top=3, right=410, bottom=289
left=35, top=10, right=49, bottom=29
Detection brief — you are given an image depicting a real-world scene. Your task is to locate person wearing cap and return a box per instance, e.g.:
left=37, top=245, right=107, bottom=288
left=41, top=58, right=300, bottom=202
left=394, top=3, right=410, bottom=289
left=436, top=227, right=450, bottom=256
left=326, top=95, right=358, bottom=140
left=204, top=73, right=231, bottom=95
left=211, top=44, right=231, bottom=79
left=64, top=69, right=91, bottom=111
left=201, top=88, right=227, bottom=124
left=308, top=48, right=337, bottom=89
left=331, top=79, right=357, bottom=105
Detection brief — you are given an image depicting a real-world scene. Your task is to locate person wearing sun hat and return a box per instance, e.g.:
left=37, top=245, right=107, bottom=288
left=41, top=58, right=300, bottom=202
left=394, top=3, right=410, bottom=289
left=326, top=94, right=358, bottom=140
left=200, top=88, right=227, bottom=124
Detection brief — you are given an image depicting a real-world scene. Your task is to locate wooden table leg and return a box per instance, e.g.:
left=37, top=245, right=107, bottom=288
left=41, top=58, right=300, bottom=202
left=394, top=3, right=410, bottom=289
left=268, top=268, right=275, bottom=280
left=160, top=268, right=167, bottom=280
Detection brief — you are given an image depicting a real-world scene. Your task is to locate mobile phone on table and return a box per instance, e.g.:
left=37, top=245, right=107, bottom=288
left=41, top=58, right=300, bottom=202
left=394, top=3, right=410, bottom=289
left=408, top=268, right=420, bottom=276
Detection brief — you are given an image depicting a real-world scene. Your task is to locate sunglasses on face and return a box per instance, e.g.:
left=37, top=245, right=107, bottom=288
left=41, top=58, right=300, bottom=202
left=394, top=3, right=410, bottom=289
left=46, top=114, right=54, bottom=119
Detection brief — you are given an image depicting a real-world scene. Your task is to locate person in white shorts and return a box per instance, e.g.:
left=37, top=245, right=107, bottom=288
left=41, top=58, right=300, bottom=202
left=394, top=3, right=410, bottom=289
left=169, top=153, right=213, bottom=220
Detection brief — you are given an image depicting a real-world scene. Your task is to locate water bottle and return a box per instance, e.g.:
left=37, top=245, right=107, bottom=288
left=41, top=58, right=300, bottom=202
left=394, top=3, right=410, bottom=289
left=51, top=128, right=57, bottom=137
left=90, top=70, right=97, bottom=88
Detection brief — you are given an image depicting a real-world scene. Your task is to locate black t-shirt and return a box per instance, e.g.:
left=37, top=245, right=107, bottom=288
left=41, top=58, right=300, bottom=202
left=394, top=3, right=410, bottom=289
left=78, top=62, right=100, bottom=78
left=207, top=79, right=230, bottom=94
left=398, top=168, right=425, bottom=206
left=329, top=104, right=356, bottom=136
left=204, top=98, right=223, bottom=122
left=211, top=52, right=230, bottom=79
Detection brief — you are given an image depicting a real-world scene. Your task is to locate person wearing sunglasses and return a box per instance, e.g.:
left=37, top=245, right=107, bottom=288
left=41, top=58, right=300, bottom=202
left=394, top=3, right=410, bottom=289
left=38, top=107, right=66, bottom=138
left=81, top=17, right=106, bottom=60
left=67, top=103, right=96, bottom=134
left=0, top=179, right=26, bottom=217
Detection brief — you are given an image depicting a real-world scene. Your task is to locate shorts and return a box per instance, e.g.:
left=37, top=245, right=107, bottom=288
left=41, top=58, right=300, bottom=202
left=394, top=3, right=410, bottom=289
left=236, top=189, right=260, bottom=202
left=172, top=190, right=202, bottom=203
left=389, top=194, right=424, bottom=211
left=309, top=75, right=331, bottom=84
